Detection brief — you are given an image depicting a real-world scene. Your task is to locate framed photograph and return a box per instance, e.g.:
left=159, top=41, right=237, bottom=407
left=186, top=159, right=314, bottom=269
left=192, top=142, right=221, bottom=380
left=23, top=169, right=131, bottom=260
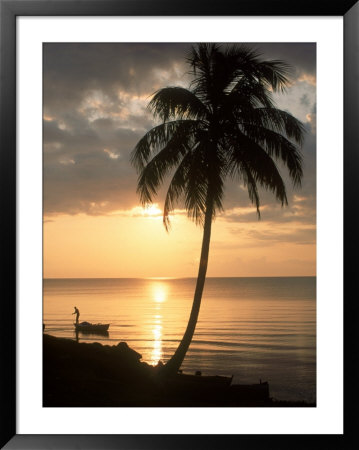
left=1, top=0, right=357, bottom=448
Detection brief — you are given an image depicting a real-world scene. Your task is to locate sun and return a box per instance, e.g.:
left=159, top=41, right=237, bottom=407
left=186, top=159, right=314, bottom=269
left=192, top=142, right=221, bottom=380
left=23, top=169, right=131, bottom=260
left=143, top=203, right=162, bottom=217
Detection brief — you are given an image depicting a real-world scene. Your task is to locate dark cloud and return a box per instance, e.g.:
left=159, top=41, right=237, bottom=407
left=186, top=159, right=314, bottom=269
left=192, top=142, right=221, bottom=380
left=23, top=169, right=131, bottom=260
left=254, top=43, right=316, bottom=79
left=300, top=94, right=310, bottom=107
left=43, top=43, right=191, bottom=114
left=44, top=42, right=316, bottom=110
left=43, top=43, right=316, bottom=218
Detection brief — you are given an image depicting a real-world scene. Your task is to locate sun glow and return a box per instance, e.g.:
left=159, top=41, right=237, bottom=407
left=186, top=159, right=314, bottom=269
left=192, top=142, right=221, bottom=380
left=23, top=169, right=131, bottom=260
left=143, top=204, right=162, bottom=217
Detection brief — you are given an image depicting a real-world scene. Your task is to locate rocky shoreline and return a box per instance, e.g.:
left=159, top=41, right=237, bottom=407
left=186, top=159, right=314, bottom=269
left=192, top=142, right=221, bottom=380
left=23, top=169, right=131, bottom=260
left=43, top=334, right=315, bottom=407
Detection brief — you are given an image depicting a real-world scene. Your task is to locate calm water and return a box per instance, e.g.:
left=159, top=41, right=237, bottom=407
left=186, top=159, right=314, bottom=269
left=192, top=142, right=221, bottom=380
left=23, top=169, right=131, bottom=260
left=43, top=277, right=316, bottom=402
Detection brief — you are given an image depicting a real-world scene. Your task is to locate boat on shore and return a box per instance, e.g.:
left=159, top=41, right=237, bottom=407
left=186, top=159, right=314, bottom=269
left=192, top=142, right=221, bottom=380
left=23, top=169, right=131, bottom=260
left=164, top=371, right=269, bottom=404
left=74, top=321, right=110, bottom=333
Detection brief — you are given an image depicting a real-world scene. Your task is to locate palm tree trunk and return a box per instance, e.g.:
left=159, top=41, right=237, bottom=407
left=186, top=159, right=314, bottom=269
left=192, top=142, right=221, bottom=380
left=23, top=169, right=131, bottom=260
left=162, top=197, right=214, bottom=376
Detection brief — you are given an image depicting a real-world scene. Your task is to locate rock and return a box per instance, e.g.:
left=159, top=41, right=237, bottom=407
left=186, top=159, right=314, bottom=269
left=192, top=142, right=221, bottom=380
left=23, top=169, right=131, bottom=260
left=116, top=341, right=142, bottom=360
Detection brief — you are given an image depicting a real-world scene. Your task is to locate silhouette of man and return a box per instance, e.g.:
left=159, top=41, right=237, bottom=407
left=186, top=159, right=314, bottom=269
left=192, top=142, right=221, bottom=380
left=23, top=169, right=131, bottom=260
left=72, top=306, right=80, bottom=324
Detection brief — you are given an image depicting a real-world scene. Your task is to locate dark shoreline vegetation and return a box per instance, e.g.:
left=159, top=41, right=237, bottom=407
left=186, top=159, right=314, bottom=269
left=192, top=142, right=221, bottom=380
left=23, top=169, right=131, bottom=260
left=43, top=334, right=315, bottom=407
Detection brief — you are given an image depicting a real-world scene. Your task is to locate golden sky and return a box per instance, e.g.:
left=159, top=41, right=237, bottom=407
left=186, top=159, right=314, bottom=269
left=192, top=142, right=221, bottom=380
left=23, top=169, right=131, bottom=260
left=43, top=43, right=316, bottom=278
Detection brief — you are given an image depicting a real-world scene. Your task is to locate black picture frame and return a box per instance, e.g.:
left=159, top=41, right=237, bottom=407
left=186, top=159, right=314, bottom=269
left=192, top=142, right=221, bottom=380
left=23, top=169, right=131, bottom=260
left=1, top=0, right=357, bottom=448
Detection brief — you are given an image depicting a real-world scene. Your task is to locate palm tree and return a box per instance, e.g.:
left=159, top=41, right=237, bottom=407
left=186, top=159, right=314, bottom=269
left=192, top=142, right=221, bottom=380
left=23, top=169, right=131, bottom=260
left=131, top=44, right=304, bottom=376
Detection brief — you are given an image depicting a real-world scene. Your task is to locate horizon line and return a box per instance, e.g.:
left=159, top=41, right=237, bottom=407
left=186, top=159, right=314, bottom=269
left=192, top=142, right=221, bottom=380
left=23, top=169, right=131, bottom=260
left=43, top=275, right=316, bottom=280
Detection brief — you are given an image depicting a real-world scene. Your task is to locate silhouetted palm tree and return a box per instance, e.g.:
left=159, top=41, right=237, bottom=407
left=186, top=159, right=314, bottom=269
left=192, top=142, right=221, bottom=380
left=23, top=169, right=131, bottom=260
left=131, top=44, right=304, bottom=376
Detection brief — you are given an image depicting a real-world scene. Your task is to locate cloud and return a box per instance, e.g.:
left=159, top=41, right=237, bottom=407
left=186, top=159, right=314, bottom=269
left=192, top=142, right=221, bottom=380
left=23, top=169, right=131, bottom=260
left=43, top=43, right=191, bottom=115
left=220, top=194, right=316, bottom=225
left=272, top=79, right=316, bottom=126
left=227, top=226, right=316, bottom=246
left=300, top=94, right=310, bottom=107
left=254, top=43, right=316, bottom=81
left=306, top=103, right=317, bottom=134
left=103, top=148, right=120, bottom=160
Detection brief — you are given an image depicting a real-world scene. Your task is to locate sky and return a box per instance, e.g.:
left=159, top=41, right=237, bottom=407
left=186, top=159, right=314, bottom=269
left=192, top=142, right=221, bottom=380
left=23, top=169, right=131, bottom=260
left=43, top=43, right=316, bottom=278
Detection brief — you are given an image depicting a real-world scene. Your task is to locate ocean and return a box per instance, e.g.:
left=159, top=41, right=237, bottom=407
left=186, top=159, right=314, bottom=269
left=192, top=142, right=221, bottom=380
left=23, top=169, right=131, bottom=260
left=43, top=277, right=316, bottom=403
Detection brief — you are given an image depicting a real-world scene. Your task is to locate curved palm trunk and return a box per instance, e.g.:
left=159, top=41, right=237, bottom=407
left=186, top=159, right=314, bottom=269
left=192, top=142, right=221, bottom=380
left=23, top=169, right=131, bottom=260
left=162, top=198, right=214, bottom=376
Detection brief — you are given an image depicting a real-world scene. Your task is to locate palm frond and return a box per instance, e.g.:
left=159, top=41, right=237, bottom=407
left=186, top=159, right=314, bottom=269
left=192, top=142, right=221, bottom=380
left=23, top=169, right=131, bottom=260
left=227, top=47, right=291, bottom=92
left=131, top=120, right=200, bottom=172
left=255, top=60, right=292, bottom=92
left=184, top=146, right=209, bottom=226
left=216, top=44, right=291, bottom=94
left=163, top=151, right=193, bottom=231
left=226, top=80, right=275, bottom=109
left=149, top=87, right=209, bottom=122
left=238, top=124, right=303, bottom=186
left=228, top=136, right=288, bottom=208
left=240, top=107, right=305, bottom=145
left=187, top=44, right=219, bottom=107
left=136, top=127, right=195, bottom=205
left=187, top=43, right=221, bottom=78
left=239, top=160, right=261, bottom=218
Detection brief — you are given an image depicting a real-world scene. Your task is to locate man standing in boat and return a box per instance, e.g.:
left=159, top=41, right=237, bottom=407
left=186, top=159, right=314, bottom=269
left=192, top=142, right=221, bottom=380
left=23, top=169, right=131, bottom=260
left=72, top=306, right=80, bottom=325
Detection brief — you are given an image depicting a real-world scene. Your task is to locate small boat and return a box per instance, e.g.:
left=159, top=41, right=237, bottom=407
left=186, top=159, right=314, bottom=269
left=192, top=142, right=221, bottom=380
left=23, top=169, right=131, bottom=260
left=165, top=372, right=270, bottom=404
left=74, top=321, right=110, bottom=333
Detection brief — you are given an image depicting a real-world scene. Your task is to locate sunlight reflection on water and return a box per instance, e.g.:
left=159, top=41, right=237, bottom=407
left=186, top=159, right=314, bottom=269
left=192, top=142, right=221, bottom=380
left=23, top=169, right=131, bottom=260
left=150, top=306, right=163, bottom=364
left=152, top=283, right=167, bottom=303
left=43, top=277, right=316, bottom=402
